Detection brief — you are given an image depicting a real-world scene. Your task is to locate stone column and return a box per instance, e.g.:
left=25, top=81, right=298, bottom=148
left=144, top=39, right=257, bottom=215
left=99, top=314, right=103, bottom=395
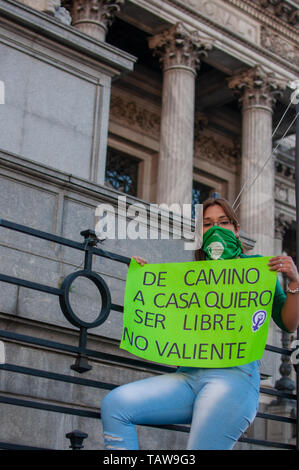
left=148, top=23, right=212, bottom=207
left=71, top=0, right=124, bottom=41
left=228, top=65, right=285, bottom=256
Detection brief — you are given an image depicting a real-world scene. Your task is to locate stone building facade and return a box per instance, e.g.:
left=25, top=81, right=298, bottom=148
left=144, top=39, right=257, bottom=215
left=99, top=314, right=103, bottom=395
left=0, top=0, right=298, bottom=450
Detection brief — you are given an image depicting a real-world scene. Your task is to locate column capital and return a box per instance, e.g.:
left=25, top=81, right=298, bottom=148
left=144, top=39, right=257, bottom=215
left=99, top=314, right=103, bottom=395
left=148, top=22, right=213, bottom=74
left=70, top=0, right=124, bottom=41
left=228, top=65, right=286, bottom=111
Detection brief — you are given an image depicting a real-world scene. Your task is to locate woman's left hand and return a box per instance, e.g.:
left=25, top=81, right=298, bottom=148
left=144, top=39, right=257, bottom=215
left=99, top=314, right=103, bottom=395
left=268, top=255, right=299, bottom=283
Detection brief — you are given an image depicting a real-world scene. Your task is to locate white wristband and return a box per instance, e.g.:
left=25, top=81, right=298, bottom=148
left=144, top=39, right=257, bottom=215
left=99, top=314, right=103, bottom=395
left=287, top=286, right=299, bottom=294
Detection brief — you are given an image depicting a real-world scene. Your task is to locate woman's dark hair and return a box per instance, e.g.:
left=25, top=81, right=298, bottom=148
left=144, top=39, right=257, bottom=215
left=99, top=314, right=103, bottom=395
left=194, top=197, right=243, bottom=261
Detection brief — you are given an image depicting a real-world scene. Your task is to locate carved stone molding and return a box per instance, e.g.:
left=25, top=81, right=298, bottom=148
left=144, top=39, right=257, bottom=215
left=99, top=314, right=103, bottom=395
left=275, top=180, right=296, bottom=207
left=261, top=26, right=299, bottom=64
left=109, top=93, right=161, bottom=138
left=275, top=212, right=292, bottom=239
left=194, top=133, right=240, bottom=170
left=194, top=111, right=240, bottom=169
left=228, top=64, right=286, bottom=110
left=254, top=0, right=299, bottom=26
left=182, top=0, right=260, bottom=43
left=148, top=22, right=213, bottom=73
left=68, top=0, right=124, bottom=40
left=54, top=5, right=72, bottom=23
left=275, top=160, right=295, bottom=181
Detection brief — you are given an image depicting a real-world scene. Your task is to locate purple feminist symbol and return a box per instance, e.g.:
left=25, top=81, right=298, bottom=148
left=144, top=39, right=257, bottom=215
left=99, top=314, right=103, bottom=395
left=252, top=310, right=267, bottom=332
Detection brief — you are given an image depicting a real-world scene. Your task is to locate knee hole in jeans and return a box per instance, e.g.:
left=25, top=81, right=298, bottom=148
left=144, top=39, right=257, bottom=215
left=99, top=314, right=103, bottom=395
left=104, top=433, right=127, bottom=450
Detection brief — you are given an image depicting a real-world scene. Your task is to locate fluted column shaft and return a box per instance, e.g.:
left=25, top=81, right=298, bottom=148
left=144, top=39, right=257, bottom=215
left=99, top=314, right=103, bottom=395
left=229, top=66, right=285, bottom=256
left=241, top=100, right=273, bottom=255
left=149, top=23, right=212, bottom=207
left=159, top=66, right=196, bottom=206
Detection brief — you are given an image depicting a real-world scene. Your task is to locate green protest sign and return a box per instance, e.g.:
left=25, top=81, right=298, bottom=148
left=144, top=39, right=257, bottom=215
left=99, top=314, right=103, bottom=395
left=120, top=256, right=277, bottom=367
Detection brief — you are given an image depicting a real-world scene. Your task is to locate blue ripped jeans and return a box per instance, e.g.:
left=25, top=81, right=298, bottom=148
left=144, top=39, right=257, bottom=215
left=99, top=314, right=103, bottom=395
left=100, top=361, right=260, bottom=450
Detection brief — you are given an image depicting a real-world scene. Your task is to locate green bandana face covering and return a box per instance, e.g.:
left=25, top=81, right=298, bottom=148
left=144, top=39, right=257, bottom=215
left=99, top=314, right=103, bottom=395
left=202, top=226, right=243, bottom=260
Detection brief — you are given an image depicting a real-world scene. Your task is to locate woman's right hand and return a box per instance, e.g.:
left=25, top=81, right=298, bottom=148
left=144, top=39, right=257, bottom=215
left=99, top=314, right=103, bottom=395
left=132, top=256, right=148, bottom=266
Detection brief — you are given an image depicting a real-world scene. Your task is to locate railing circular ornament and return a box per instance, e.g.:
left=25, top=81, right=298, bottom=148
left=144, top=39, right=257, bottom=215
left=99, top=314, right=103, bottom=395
left=59, top=270, right=111, bottom=329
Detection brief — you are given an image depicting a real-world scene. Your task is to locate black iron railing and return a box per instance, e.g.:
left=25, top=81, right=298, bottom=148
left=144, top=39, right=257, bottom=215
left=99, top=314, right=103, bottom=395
left=0, top=218, right=297, bottom=450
